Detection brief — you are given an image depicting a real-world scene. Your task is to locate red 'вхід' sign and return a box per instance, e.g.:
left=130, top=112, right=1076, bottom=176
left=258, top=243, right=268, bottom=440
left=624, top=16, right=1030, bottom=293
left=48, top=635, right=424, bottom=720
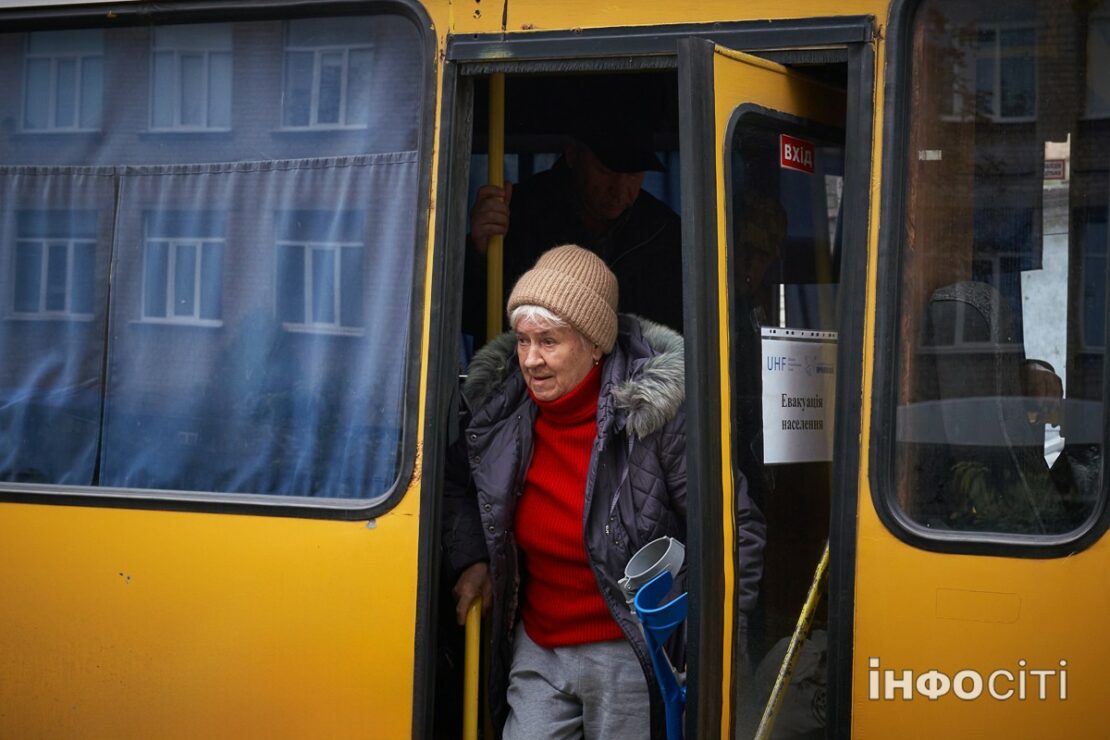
left=780, top=134, right=815, bottom=174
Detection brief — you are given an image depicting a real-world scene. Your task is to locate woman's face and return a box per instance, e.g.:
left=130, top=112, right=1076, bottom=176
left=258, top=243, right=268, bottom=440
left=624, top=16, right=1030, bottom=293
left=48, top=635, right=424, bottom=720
left=515, top=316, right=602, bottom=402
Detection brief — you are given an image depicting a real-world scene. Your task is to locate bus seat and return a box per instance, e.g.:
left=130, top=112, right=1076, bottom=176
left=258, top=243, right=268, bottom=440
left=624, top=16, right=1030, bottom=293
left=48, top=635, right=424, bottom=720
left=912, top=281, right=1069, bottom=533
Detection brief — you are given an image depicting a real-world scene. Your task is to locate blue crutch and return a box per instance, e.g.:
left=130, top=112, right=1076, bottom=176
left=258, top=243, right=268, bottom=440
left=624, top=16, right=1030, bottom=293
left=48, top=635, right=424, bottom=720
left=633, top=569, right=688, bottom=740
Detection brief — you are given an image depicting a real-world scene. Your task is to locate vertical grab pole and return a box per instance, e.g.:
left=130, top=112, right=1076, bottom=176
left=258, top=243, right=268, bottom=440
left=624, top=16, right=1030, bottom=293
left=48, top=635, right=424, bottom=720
left=485, top=73, right=507, bottom=340
left=462, top=598, right=482, bottom=740
left=754, top=542, right=830, bottom=740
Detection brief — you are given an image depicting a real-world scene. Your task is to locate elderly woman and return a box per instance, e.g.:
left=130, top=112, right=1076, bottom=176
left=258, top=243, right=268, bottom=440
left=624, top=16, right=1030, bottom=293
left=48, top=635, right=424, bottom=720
left=443, top=245, right=687, bottom=739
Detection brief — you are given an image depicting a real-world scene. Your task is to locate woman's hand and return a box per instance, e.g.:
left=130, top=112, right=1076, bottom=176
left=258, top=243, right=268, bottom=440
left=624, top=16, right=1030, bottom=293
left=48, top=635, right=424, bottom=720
left=453, top=561, right=493, bottom=625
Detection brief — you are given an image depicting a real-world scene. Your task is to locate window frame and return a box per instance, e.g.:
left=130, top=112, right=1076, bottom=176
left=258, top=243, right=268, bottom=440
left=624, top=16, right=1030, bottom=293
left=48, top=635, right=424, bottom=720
left=148, top=24, right=233, bottom=132
left=1085, top=11, right=1110, bottom=120
left=1078, top=202, right=1108, bottom=352
left=11, top=236, right=97, bottom=320
left=21, top=30, right=103, bottom=133
left=872, top=0, right=1110, bottom=557
left=140, top=236, right=225, bottom=327
left=280, top=22, right=373, bottom=131
left=939, top=19, right=1038, bottom=125
left=275, top=237, right=365, bottom=336
left=0, top=0, right=435, bottom=521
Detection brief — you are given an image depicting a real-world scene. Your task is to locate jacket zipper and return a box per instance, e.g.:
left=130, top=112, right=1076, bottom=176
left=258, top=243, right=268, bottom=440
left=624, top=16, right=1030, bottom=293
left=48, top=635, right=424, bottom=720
left=605, top=436, right=635, bottom=535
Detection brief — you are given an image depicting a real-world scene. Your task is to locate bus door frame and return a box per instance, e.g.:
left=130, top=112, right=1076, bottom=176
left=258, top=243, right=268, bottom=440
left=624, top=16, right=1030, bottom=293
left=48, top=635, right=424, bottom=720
left=430, top=19, right=875, bottom=739
left=676, top=38, right=873, bottom=738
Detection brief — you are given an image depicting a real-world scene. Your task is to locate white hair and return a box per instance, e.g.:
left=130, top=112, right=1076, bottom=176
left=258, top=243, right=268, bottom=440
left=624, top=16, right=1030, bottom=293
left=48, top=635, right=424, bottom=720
left=510, top=304, right=597, bottom=353
left=509, top=304, right=568, bottom=331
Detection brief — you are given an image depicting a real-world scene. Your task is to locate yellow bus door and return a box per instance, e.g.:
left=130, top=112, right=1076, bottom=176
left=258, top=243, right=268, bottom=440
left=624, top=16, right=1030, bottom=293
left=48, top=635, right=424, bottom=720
left=678, top=38, right=850, bottom=737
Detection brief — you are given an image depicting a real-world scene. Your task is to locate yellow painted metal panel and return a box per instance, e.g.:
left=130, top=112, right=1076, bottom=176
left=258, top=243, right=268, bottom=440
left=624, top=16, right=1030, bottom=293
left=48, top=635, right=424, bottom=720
left=0, top=497, right=422, bottom=738
left=852, top=501, right=1110, bottom=736
left=446, top=0, right=890, bottom=35
left=851, top=24, right=1110, bottom=738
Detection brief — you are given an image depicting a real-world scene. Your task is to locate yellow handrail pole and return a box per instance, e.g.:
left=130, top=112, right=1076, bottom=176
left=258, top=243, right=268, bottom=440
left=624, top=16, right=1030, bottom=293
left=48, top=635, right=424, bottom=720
left=754, top=542, right=830, bottom=740
left=485, top=73, right=506, bottom=340
left=462, top=597, right=482, bottom=740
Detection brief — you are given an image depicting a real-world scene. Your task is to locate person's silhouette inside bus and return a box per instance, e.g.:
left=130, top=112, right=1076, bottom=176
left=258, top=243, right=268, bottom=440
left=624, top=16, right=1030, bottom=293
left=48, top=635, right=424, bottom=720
left=463, top=124, right=682, bottom=338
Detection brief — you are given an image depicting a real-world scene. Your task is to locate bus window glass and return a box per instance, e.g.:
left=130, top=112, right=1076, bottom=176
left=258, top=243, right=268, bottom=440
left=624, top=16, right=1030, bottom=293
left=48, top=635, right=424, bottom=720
left=895, top=0, right=1106, bottom=535
left=727, top=109, right=844, bottom=737
left=0, top=12, right=424, bottom=501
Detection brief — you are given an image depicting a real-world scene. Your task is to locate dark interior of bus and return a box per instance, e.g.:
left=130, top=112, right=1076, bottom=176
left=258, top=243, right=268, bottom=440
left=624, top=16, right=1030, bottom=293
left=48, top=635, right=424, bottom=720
left=439, top=62, right=847, bottom=738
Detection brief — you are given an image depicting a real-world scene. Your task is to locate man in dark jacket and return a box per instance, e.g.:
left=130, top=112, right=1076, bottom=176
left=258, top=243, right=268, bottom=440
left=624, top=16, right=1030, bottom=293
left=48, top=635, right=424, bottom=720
left=463, top=130, right=683, bottom=339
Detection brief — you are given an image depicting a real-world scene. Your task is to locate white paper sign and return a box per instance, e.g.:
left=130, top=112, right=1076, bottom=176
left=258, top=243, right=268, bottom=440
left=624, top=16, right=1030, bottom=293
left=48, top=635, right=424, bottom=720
left=761, top=328, right=837, bottom=464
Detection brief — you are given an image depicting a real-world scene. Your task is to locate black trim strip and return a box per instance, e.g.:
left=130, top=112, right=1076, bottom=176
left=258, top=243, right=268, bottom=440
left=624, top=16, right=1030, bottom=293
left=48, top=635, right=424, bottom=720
left=677, top=36, right=724, bottom=740
left=0, top=0, right=437, bottom=521
left=447, top=16, right=873, bottom=62
left=0, top=0, right=424, bottom=28
left=412, top=60, right=474, bottom=740
left=870, top=0, right=1110, bottom=557
left=458, top=48, right=852, bottom=77
left=458, top=56, right=680, bottom=75
left=826, top=40, right=874, bottom=740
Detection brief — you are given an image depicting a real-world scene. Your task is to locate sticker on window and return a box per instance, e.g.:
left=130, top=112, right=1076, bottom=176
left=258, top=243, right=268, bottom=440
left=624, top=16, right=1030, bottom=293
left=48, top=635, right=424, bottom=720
left=780, top=133, right=815, bottom=174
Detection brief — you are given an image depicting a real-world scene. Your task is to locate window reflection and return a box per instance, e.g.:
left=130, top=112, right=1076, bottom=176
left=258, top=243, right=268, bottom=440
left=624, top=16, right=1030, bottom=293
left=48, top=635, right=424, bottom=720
left=276, top=210, right=365, bottom=333
left=151, top=24, right=233, bottom=131
left=282, top=18, right=377, bottom=129
left=13, top=210, right=97, bottom=318
left=896, top=0, right=1107, bottom=536
left=141, top=211, right=225, bottom=324
left=0, top=14, right=423, bottom=501
left=23, top=30, right=103, bottom=131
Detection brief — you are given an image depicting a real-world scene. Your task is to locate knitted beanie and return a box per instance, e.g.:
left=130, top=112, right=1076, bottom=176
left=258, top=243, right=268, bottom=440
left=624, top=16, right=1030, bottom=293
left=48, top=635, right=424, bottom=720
left=507, top=245, right=619, bottom=353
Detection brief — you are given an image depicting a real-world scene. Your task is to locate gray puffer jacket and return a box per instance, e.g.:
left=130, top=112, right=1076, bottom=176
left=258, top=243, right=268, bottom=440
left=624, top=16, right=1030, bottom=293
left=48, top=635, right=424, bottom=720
left=443, top=314, right=688, bottom=739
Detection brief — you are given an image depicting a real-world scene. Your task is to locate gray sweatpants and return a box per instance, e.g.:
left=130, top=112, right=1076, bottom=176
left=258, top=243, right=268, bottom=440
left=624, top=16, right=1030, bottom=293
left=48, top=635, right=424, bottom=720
left=502, top=622, right=651, bottom=740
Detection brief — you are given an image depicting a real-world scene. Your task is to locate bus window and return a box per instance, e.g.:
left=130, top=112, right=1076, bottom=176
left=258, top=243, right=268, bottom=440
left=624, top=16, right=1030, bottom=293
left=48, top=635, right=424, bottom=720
left=0, top=10, right=426, bottom=503
left=892, top=0, right=1106, bottom=538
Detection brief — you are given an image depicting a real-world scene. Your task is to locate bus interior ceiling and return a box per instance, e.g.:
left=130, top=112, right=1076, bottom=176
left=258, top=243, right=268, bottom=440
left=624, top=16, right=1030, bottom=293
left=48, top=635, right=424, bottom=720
left=470, top=70, right=681, bottom=181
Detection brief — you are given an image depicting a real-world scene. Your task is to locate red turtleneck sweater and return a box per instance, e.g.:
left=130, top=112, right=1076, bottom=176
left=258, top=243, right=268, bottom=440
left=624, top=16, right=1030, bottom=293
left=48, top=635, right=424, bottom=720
left=515, top=362, right=623, bottom=647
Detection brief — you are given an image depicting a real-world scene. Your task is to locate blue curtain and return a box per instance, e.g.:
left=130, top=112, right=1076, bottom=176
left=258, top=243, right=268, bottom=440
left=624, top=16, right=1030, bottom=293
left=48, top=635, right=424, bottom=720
left=0, top=14, right=422, bottom=501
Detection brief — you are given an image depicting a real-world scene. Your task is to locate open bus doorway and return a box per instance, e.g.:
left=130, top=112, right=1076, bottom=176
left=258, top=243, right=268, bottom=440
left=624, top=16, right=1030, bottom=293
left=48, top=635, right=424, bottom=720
left=436, top=69, right=683, bottom=739
left=438, top=59, right=849, bottom=739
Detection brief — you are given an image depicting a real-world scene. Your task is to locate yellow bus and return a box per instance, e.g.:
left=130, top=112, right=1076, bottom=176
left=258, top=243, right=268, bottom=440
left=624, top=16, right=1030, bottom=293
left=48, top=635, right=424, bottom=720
left=0, top=0, right=1106, bottom=737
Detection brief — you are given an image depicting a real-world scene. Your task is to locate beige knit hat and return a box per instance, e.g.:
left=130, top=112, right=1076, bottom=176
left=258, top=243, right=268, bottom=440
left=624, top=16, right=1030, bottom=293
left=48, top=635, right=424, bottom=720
left=506, top=245, right=619, bottom=353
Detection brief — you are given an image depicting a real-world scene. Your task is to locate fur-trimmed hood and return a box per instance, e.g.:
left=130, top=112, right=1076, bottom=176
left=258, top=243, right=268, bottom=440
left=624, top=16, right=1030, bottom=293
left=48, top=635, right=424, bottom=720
left=462, top=314, right=685, bottom=440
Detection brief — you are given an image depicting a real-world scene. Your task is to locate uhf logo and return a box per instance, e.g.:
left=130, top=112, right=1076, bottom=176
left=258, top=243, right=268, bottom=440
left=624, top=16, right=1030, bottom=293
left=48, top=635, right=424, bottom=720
left=868, top=657, right=1068, bottom=701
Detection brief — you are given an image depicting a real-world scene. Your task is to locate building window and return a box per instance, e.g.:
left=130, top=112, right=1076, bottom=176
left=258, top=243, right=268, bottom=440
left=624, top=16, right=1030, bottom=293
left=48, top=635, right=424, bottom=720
left=142, top=211, right=224, bottom=324
left=889, top=1, right=1104, bottom=544
left=1087, top=13, right=1110, bottom=118
left=944, top=23, right=1036, bottom=122
left=12, top=210, right=97, bottom=318
left=1079, top=207, right=1107, bottom=350
left=23, top=30, right=104, bottom=131
left=282, top=18, right=374, bottom=129
left=276, top=210, right=364, bottom=331
left=150, top=24, right=233, bottom=131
